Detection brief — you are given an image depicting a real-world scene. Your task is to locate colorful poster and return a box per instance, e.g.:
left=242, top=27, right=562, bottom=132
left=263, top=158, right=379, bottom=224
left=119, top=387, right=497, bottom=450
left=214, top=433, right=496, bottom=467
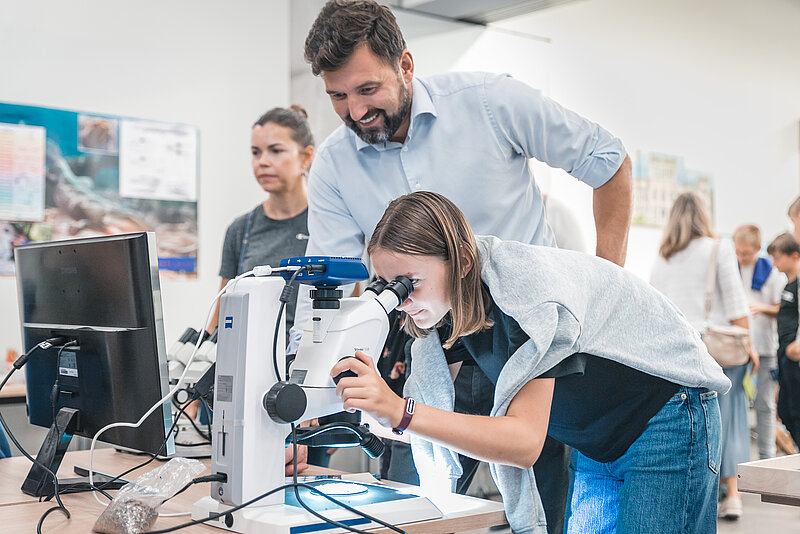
left=0, top=102, right=199, bottom=276
left=0, top=123, right=46, bottom=222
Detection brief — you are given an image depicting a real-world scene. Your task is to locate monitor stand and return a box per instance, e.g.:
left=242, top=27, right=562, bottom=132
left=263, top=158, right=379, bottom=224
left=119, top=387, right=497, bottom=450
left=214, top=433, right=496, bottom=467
left=20, top=407, right=129, bottom=497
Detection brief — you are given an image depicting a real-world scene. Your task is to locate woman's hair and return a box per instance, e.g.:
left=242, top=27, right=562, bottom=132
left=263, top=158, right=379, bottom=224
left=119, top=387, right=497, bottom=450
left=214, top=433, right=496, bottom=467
left=304, top=0, right=406, bottom=76
left=767, top=232, right=800, bottom=257
left=659, top=192, right=714, bottom=260
left=253, top=105, right=314, bottom=148
left=367, top=192, right=492, bottom=348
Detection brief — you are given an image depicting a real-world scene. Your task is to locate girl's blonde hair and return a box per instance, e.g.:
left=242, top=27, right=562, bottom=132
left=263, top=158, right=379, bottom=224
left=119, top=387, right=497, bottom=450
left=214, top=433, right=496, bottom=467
left=368, top=192, right=492, bottom=348
left=659, top=192, right=714, bottom=260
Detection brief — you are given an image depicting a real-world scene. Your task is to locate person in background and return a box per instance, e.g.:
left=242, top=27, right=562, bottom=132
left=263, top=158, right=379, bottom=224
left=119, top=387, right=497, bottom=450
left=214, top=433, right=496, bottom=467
left=296, top=2, right=633, bottom=530
left=209, top=105, right=315, bottom=474
left=733, top=224, right=785, bottom=459
left=209, top=105, right=314, bottom=337
left=788, top=197, right=800, bottom=244
left=768, top=233, right=800, bottom=450
left=650, top=192, right=756, bottom=521
left=333, top=191, right=727, bottom=533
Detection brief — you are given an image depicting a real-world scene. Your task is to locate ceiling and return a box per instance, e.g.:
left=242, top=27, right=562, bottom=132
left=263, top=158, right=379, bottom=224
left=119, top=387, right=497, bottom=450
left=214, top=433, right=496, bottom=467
left=393, top=0, right=585, bottom=24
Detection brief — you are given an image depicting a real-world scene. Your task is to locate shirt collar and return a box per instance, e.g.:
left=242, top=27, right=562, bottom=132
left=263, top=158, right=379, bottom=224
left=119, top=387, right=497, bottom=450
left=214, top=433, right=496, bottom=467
left=354, top=77, right=438, bottom=152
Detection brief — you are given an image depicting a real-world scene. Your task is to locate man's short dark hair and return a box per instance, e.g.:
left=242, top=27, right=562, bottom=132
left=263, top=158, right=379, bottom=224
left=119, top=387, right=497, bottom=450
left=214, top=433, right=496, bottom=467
left=767, top=232, right=800, bottom=257
left=304, top=0, right=406, bottom=76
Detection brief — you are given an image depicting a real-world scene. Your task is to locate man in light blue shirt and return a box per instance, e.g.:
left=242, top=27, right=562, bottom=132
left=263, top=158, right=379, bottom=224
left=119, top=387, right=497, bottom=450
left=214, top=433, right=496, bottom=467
left=292, top=1, right=632, bottom=532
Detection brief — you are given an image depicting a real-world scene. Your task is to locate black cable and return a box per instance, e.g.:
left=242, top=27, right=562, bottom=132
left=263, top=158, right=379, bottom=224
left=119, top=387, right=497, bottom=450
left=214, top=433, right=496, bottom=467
left=0, top=341, right=73, bottom=533
left=199, top=395, right=213, bottom=415
left=37, top=504, right=68, bottom=534
left=161, top=473, right=226, bottom=505
left=200, top=396, right=213, bottom=438
left=181, top=409, right=211, bottom=442
left=272, top=266, right=305, bottom=381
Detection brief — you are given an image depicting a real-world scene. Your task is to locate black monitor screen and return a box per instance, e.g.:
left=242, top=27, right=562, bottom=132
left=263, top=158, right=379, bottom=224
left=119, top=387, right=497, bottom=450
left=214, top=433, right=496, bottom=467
left=15, top=232, right=173, bottom=455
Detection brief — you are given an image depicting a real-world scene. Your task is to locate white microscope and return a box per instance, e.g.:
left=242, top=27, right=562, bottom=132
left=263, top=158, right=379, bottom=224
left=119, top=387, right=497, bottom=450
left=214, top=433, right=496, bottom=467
left=192, top=257, right=441, bottom=533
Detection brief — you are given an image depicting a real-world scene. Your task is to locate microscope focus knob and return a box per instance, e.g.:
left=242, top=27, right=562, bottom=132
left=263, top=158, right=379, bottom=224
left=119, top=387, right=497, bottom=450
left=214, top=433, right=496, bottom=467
left=264, top=382, right=307, bottom=424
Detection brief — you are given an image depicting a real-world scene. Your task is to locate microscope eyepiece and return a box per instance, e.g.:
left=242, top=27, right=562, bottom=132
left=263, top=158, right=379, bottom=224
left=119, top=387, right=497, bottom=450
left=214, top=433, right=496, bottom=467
left=385, top=276, right=414, bottom=304
left=364, top=277, right=388, bottom=295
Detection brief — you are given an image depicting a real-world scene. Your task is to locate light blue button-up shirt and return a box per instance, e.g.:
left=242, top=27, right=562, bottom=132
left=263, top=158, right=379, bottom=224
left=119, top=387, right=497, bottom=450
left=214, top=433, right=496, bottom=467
left=290, top=71, right=626, bottom=348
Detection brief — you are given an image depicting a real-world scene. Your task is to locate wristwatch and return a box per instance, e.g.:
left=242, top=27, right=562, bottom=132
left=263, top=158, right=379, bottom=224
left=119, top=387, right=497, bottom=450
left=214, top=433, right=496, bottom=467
left=392, top=396, right=415, bottom=435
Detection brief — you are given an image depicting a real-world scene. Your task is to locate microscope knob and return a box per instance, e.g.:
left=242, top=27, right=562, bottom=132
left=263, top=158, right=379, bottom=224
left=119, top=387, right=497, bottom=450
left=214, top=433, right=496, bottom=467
left=264, top=382, right=307, bottom=424
left=332, top=356, right=358, bottom=385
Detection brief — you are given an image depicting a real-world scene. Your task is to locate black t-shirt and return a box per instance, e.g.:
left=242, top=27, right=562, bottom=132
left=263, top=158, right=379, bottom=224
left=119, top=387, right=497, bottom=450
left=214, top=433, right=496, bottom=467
left=440, top=302, right=679, bottom=463
left=778, top=277, right=799, bottom=359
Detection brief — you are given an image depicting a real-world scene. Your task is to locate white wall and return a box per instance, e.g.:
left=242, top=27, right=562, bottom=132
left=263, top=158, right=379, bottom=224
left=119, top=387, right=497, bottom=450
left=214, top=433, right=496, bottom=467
left=496, top=0, right=800, bottom=278
left=0, top=0, right=291, bottom=354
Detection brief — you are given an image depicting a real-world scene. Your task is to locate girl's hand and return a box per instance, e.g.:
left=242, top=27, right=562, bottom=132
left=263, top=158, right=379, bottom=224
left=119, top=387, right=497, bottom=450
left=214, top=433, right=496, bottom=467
left=331, top=350, right=405, bottom=428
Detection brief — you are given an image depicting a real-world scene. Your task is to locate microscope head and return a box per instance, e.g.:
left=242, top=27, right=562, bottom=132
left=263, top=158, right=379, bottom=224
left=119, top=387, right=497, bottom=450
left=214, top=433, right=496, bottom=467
left=279, top=256, right=369, bottom=286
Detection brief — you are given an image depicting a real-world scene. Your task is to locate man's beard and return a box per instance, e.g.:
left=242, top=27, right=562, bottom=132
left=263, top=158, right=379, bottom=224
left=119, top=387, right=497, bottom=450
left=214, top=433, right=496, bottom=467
left=345, top=86, right=411, bottom=145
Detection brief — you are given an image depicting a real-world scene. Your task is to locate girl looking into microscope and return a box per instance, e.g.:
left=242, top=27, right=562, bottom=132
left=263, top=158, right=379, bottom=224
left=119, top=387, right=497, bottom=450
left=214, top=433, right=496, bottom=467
left=331, top=191, right=728, bottom=533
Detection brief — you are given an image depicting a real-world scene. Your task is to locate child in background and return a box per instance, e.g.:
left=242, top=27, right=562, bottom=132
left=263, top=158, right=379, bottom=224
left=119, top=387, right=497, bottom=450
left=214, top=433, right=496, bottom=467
left=733, top=225, right=785, bottom=459
left=768, top=233, right=800, bottom=449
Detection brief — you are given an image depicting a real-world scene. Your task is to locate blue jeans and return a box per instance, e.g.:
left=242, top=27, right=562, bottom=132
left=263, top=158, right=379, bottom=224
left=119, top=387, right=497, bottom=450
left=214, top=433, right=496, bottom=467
left=567, top=387, right=721, bottom=534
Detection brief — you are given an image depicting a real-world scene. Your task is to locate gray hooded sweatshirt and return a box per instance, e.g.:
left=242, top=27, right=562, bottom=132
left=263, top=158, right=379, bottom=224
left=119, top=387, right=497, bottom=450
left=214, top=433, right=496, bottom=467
left=404, top=235, right=731, bottom=533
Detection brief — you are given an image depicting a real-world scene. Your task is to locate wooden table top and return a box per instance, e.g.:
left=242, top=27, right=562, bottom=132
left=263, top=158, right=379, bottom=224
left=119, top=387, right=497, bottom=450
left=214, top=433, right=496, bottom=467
left=0, top=448, right=507, bottom=533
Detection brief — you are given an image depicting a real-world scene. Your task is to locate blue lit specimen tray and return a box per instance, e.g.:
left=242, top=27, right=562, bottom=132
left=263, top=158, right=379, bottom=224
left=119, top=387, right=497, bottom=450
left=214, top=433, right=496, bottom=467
left=285, top=479, right=420, bottom=511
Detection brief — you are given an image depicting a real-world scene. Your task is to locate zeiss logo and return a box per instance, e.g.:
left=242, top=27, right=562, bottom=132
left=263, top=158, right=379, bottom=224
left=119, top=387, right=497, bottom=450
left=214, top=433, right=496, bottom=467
left=224, top=316, right=234, bottom=329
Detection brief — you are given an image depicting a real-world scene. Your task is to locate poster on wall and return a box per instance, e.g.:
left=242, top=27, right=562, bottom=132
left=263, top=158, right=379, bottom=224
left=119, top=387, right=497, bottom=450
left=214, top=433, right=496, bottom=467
left=0, top=123, right=46, bottom=222
left=0, top=102, right=199, bottom=276
left=631, top=150, right=714, bottom=228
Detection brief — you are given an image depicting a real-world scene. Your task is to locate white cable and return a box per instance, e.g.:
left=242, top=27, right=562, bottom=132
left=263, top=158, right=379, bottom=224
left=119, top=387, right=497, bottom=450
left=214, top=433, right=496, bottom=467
left=88, top=269, right=257, bottom=506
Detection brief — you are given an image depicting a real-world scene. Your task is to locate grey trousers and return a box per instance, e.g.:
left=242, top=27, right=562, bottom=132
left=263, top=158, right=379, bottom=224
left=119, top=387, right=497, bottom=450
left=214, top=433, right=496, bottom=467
left=754, top=354, right=778, bottom=459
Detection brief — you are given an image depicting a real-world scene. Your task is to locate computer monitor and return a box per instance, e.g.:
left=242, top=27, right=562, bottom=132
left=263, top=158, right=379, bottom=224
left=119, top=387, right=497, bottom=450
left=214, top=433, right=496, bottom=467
left=14, top=232, right=174, bottom=496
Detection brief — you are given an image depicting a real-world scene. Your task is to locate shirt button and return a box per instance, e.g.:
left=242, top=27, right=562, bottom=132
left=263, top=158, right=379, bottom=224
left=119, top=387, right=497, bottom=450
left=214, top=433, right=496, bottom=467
left=402, top=145, right=408, bottom=152
left=414, top=183, right=421, bottom=190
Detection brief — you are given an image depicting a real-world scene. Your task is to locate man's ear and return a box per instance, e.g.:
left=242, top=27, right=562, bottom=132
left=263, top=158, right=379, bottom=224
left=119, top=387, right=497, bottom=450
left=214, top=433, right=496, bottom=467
left=399, top=49, right=414, bottom=85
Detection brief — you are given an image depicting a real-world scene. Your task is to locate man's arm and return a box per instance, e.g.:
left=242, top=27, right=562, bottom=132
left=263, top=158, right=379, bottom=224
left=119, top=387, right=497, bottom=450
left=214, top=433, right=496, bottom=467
left=483, top=75, right=631, bottom=260
left=593, top=154, right=632, bottom=266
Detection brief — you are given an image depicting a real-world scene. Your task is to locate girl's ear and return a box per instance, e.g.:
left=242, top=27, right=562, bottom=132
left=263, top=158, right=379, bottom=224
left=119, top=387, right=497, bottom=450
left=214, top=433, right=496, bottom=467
left=459, top=246, right=473, bottom=279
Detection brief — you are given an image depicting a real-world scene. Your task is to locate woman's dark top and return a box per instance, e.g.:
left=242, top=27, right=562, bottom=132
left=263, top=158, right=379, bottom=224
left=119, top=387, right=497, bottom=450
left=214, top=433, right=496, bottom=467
left=439, top=300, right=679, bottom=463
left=778, top=277, right=799, bottom=360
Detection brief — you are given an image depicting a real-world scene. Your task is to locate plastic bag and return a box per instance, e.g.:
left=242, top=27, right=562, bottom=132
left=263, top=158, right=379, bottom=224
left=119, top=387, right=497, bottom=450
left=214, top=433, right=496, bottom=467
left=93, top=457, right=205, bottom=534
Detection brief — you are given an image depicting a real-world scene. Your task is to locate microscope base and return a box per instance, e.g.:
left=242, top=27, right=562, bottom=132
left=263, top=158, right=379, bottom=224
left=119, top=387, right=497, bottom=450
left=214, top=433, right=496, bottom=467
left=192, top=483, right=443, bottom=534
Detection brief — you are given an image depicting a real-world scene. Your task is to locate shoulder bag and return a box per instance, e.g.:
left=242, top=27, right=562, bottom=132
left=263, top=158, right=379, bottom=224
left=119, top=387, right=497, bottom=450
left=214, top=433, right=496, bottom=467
left=701, top=239, right=751, bottom=368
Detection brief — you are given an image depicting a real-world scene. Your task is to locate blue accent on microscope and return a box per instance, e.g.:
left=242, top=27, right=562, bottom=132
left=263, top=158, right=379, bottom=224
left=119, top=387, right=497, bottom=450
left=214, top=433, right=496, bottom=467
left=279, top=256, right=369, bottom=286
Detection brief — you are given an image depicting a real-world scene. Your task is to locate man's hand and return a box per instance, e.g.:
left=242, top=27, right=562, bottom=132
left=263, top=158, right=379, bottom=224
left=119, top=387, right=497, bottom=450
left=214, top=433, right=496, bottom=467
left=593, top=154, right=632, bottom=266
left=332, top=351, right=405, bottom=428
left=285, top=444, right=308, bottom=476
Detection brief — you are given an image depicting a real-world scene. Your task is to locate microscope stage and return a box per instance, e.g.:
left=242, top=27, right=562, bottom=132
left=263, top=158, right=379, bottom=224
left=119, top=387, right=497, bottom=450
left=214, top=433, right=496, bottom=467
left=192, top=479, right=443, bottom=534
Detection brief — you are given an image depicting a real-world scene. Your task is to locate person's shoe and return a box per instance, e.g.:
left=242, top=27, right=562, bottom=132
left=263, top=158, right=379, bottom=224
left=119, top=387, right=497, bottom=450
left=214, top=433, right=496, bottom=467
left=718, top=496, right=743, bottom=520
